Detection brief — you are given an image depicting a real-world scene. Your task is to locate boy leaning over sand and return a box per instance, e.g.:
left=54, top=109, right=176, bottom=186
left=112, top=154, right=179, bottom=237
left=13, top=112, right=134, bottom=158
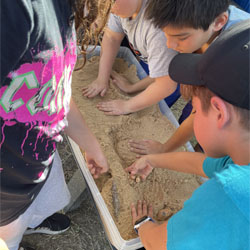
left=126, top=20, right=250, bottom=250
left=83, top=0, right=180, bottom=114
left=129, top=0, right=250, bottom=155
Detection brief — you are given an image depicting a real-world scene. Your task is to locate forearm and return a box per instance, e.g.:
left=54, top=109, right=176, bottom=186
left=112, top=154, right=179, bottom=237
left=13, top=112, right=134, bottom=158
left=139, top=221, right=168, bottom=250
left=98, top=30, right=124, bottom=82
left=163, top=114, right=195, bottom=152
left=64, top=99, right=102, bottom=155
left=126, top=75, right=177, bottom=112
left=146, top=151, right=206, bottom=177
left=128, top=76, right=154, bottom=93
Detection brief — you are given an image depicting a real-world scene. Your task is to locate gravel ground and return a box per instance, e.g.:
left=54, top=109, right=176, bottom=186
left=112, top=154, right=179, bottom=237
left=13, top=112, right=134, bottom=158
left=21, top=97, right=194, bottom=250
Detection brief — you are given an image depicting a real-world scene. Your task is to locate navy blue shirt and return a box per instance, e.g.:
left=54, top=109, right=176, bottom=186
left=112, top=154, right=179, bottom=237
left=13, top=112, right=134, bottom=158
left=0, top=0, right=77, bottom=226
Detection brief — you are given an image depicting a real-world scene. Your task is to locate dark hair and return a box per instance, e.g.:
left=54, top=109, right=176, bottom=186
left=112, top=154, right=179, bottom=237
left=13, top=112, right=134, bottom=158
left=145, top=0, right=230, bottom=31
left=181, top=85, right=250, bottom=130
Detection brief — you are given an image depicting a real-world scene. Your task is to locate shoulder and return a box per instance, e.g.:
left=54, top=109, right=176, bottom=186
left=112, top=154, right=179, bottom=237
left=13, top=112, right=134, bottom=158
left=224, top=5, right=250, bottom=30
left=167, top=167, right=250, bottom=250
left=215, top=163, right=250, bottom=219
left=1, top=0, right=34, bottom=28
left=203, top=156, right=232, bottom=178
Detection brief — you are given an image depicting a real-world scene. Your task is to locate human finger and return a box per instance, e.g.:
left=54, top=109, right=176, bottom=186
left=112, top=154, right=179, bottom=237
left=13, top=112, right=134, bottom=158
left=97, top=103, right=121, bottom=115
left=82, top=87, right=96, bottom=97
left=100, top=164, right=109, bottom=174
left=96, top=101, right=112, bottom=109
left=130, top=147, right=147, bottom=155
left=148, top=203, right=153, bottom=218
left=87, top=162, right=93, bottom=171
left=142, top=200, right=147, bottom=215
left=90, top=167, right=96, bottom=175
left=125, top=163, right=138, bottom=176
left=137, top=200, right=143, bottom=217
left=100, top=88, right=107, bottom=97
left=93, top=168, right=101, bottom=179
left=140, top=167, right=152, bottom=180
left=82, top=87, right=92, bottom=96
left=87, top=89, right=100, bottom=98
left=131, top=203, right=137, bottom=225
left=129, top=140, right=149, bottom=155
left=129, top=140, right=147, bottom=150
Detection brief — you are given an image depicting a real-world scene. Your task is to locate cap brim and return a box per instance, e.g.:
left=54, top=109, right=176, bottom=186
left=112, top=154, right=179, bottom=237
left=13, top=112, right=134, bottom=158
left=169, top=53, right=203, bottom=85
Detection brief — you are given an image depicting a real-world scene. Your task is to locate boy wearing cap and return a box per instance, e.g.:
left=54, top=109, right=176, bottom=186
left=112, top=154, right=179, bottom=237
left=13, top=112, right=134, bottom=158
left=129, top=0, right=250, bottom=156
left=126, top=20, right=250, bottom=250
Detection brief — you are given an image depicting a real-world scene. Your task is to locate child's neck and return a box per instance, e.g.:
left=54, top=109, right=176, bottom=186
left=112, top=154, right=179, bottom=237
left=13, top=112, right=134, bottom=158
left=131, top=0, right=143, bottom=20
left=228, top=132, right=250, bottom=165
left=195, top=30, right=221, bottom=54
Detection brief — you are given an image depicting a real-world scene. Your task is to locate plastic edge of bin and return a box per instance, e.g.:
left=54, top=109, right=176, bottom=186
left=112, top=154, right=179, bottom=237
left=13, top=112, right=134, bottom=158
left=72, top=45, right=195, bottom=249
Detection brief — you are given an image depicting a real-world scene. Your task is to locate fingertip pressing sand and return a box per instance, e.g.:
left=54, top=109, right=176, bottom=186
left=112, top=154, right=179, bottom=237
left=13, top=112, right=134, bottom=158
left=72, top=56, right=200, bottom=240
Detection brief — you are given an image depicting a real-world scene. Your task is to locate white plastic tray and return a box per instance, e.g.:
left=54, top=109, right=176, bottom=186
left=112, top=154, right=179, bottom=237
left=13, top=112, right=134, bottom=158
left=69, top=46, right=194, bottom=250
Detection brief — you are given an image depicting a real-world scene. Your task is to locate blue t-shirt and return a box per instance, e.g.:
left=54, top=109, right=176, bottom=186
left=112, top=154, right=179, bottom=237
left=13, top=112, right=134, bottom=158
left=167, top=156, right=250, bottom=250
left=223, top=5, right=250, bottom=31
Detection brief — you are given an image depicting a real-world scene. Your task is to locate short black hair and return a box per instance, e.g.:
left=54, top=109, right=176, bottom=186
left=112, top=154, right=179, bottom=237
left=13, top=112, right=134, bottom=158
left=145, top=0, right=230, bottom=31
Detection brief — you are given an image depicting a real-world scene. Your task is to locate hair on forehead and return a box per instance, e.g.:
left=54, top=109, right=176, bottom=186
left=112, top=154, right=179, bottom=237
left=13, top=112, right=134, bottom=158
left=180, top=85, right=250, bottom=130
left=145, top=0, right=230, bottom=31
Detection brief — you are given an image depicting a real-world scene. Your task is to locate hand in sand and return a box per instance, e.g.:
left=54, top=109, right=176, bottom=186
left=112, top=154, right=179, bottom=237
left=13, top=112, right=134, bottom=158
left=85, top=152, right=109, bottom=179
left=129, top=139, right=165, bottom=155
left=111, top=71, right=134, bottom=93
left=125, top=156, right=153, bottom=180
left=97, top=99, right=130, bottom=115
left=131, top=200, right=153, bottom=226
left=82, top=78, right=109, bottom=98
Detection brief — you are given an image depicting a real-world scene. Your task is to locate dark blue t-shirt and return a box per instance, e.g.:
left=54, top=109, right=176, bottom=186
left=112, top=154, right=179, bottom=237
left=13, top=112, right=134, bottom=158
left=0, top=0, right=77, bottom=226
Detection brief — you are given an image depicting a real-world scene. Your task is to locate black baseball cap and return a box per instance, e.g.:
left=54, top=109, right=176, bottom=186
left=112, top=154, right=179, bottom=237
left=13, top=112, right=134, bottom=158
left=169, top=19, right=250, bottom=110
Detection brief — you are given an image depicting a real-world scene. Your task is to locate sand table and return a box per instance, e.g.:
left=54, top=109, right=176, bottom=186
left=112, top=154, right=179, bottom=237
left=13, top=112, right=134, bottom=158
left=71, top=56, right=200, bottom=240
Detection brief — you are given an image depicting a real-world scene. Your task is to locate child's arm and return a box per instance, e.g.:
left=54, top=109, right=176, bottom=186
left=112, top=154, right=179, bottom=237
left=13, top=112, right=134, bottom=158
left=111, top=71, right=154, bottom=93
left=97, top=75, right=177, bottom=115
left=138, top=221, right=168, bottom=250
left=82, top=28, right=125, bottom=98
left=64, top=99, right=109, bottom=178
left=129, top=114, right=195, bottom=154
left=125, top=151, right=207, bottom=180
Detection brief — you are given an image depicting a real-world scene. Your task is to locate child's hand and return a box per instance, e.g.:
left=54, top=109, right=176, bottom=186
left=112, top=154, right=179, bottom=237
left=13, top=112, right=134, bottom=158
left=111, top=71, right=134, bottom=93
left=82, top=78, right=109, bottom=98
left=129, top=139, right=165, bottom=155
left=85, top=152, right=109, bottom=179
left=97, top=99, right=130, bottom=115
left=131, top=200, right=153, bottom=226
left=125, top=156, right=153, bottom=180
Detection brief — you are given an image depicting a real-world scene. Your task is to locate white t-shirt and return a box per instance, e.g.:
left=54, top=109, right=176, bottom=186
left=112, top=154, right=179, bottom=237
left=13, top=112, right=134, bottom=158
left=108, top=0, right=177, bottom=78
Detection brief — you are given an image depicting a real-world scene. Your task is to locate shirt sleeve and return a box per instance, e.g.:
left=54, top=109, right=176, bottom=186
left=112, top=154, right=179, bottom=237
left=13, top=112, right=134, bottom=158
left=146, top=31, right=177, bottom=78
left=1, top=0, right=33, bottom=84
left=107, top=13, right=124, bottom=34
left=166, top=177, right=249, bottom=250
left=203, top=156, right=233, bottom=178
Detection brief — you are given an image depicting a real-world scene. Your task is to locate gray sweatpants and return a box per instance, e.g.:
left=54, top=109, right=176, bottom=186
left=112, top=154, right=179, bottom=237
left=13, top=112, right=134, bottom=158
left=0, top=151, right=71, bottom=250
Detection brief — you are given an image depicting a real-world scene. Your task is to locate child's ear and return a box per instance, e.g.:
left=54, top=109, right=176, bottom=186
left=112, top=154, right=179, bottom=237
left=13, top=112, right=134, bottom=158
left=213, top=12, right=229, bottom=31
left=210, top=96, right=230, bottom=129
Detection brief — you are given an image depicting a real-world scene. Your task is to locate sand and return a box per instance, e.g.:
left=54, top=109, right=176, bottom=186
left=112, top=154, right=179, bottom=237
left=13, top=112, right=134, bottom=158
left=71, top=56, right=200, bottom=240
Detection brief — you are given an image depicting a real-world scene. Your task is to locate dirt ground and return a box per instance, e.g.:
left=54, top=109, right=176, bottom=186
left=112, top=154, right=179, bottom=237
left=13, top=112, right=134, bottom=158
left=22, top=136, right=112, bottom=250
left=22, top=55, right=198, bottom=249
